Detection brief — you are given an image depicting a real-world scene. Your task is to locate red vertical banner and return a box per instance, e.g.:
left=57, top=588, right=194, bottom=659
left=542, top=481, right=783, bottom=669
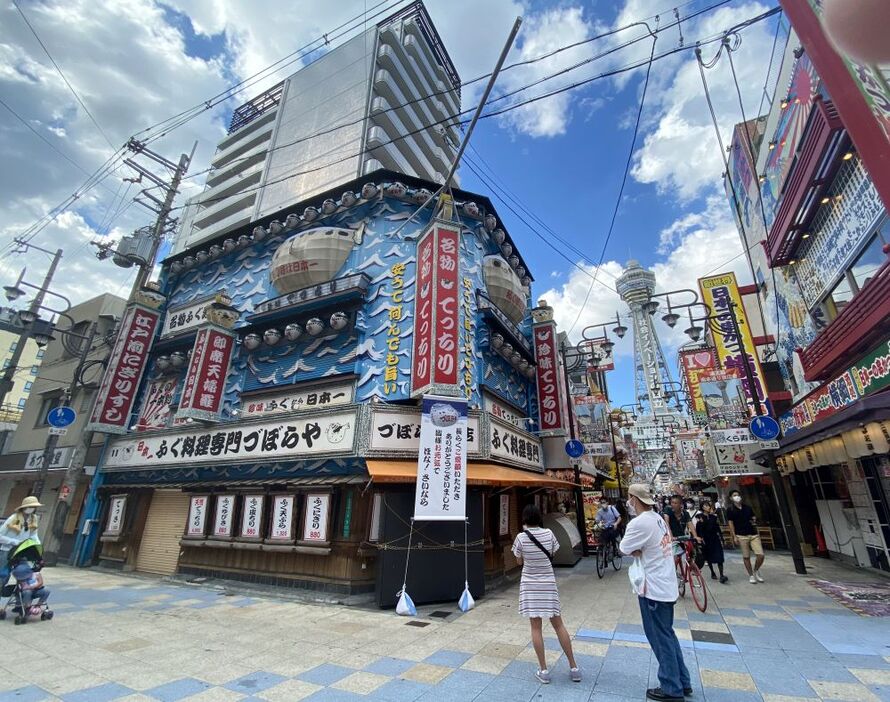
left=87, top=304, right=160, bottom=434
left=533, top=321, right=564, bottom=434
left=411, top=222, right=460, bottom=396
left=176, top=326, right=236, bottom=422
left=411, top=230, right=435, bottom=394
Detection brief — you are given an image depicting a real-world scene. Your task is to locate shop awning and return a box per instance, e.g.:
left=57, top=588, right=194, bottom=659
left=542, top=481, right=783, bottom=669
left=366, top=460, right=577, bottom=488
left=101, top=475, right=366, bottom=490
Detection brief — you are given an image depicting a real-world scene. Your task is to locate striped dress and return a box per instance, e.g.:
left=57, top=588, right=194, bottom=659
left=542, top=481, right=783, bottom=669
left=512, top=527, right=560, bottom=618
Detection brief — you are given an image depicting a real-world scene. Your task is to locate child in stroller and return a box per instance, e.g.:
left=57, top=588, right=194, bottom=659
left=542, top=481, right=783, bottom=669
left=0, top=539, right=52, bottom=625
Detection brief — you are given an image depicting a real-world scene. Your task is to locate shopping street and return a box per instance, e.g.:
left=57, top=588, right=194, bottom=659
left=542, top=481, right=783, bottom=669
left=2, top=553, right=889, bottom=702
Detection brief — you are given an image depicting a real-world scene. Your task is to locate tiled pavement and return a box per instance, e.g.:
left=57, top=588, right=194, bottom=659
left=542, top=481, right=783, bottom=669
left=1, top=553, right=889, bottom=701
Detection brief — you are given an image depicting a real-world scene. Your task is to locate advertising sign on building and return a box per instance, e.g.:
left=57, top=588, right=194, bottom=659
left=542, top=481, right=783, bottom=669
left=679, top=348, right=717, bottom=418
left=698, top=273, right=770, bottom=417
left=24, top=447, right=72, bottom=471
left=483, top=393, right=524, bottom=429
left=88, top=304, right=160, bottom=434
left=699, top=368, right=749, bottom=429
left=581, top=338, right=615, bottom=370
left=136, top=377, right=178, bottom=431
left=269, top=495, right=295, bottom=541
left=533, top=321, right=564, bottom=434
left=160, top=297, right=210, bottom=338
left=177, top=326, right=236, bottom=422
left=212, top=495, right=236, bottom=538
left=414, top=395, right=469, bottom=521
left=104, top=409, right=357, bottom=469
left=104, top=495, right=127, bottom=536
left=411, top=223, right=461, bottom=396
left=242, top=382, right=353, bottom=418
left=302, top=492, right=330, bottom=542
left=369, top=408, right=479, bottom=455
left=499, top=494, right=510, bottom=536
left=240, top=494, right=265, bottom=539
left=186, top=495, right=209, bottom=537
left=489, top=415, right=544, bottom=471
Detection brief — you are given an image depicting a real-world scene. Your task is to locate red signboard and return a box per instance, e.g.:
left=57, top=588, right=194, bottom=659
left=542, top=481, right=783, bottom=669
left=411, top=222, right=460, bottom=396
left=87, top=304, right=159, bottom=434
left=136, top=377, right=178, bottom=431
left=533, top=321, right=564, bottom=434
left=679, top=348, right=716, bottom=416
left=177, top=326, right=235, bottom=422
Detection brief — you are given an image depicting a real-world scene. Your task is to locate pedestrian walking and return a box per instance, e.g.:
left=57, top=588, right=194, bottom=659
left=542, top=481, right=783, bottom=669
left=621, top=484, right=692, bottom=702
left=511, top=504, right=581, bottom=684
left=696, top=501, right=727, bottom=583
left=725, top=490, right=765, bottom=584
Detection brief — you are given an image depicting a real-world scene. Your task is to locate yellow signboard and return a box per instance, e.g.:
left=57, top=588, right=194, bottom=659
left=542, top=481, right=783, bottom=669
left=697, top=272, right=771, bottom=417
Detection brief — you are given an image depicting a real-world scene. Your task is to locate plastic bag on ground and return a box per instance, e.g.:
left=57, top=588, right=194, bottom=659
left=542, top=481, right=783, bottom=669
left=628, top=555, right=646, bottom=596
left=458, top=582, right=475, bottom=612
left=396, top=589, right=417, bottom=616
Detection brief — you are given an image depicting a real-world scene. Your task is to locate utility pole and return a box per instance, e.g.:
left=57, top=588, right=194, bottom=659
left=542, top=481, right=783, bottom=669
left=0, top=247, right=62, bottom=407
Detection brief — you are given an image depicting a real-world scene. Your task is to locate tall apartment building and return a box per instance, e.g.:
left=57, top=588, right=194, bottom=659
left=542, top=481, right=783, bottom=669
left=173, top=1, right=461, bottom=255
left=0, top=329, right=43, bottom=413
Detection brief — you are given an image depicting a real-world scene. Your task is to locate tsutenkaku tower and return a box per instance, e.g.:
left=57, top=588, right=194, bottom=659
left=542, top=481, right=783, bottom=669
left=615, top=260, right=675, bottom=414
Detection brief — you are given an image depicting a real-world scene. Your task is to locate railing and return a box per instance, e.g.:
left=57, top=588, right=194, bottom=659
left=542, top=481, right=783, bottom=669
left=0, top=404, right=23, bottom=424
left=799, top=258, right=890, bottom=382
left=228, top=82, right=284, bottom=135
left=767, top=97, right=848, bottom=266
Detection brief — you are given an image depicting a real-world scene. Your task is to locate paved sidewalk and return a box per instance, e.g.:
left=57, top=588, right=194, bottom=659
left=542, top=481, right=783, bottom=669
left=1, top=552, right=889, bottom=701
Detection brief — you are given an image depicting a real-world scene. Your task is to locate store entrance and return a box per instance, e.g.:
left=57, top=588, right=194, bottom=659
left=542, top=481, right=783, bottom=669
left=859, top=456, right=890, bottom=572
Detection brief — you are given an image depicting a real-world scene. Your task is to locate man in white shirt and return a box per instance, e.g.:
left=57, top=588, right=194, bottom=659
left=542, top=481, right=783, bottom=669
left=621, top=484, right=692, bottom=702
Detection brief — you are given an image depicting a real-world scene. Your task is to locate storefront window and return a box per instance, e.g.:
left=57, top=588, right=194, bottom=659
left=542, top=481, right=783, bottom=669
left=850, top=232, right=887, bottom=292
left=822, top=275, right=854, bottom=322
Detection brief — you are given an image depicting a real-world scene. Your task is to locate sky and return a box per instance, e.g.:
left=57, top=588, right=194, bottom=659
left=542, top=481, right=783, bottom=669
left=0, top=0, right=790, bottom=409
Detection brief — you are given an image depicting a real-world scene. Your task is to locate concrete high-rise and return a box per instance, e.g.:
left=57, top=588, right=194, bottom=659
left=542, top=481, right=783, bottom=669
left=173, top=1, right=461, bottom=255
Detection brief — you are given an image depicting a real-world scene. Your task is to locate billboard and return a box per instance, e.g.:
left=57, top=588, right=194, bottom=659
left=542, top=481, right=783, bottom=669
left=533, top=321, right=564, bottom=434
left=679, top=348, right=716, bottom=420
left=699, top=368, right=749, bottom=430
left=177, top=326, right=236, bottom=422
left=414, top=395, right=469, bottom=521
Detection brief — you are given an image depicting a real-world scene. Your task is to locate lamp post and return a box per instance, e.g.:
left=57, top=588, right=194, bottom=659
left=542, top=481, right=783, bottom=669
left=649, top=287, right=807, bottom=575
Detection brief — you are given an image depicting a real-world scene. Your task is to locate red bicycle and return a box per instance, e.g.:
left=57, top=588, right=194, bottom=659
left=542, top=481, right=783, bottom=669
left=674, top=536, right=708, bottom=613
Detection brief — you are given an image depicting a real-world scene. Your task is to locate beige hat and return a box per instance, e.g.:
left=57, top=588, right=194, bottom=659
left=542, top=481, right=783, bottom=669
left=627, top=483, right=655, bottom=506
left=17, top=496, right=43, bottom=511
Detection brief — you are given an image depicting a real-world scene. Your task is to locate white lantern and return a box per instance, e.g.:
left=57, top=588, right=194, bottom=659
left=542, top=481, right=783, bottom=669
left=223, top=238, right=236, bottom=252
left=384, top=182, right=407, bottom=198
left=195, top=250, right=209, bottom=264
left=508, top=255, right=520, bottom=269
left=484, top=214, right=497, bottom=232
left=842, top=428, right=871, bottom=458
left=284, top=323, right=303, bottom=342
left=330, top=311, right=349, bottom=330
left=306, top=318, right=325, bottom=336
left=490, top=332, right=504, bottom=350
left=492, top=229, right=506, bottom=245
left=285, top=213, right=300, bottom=229
left=263, top=328, right=282, bottom=346
left=243, top=333, right=262, bottom=351
left=462, top=201, right=480, bottom=218
left=253, top=225, right=268, bottom=241
left=237, top=235, right=250, bottom=247
left=501, top=243, right=513, bottom=258
left=268, top=220, right=283, bottom=234
left=811, top=441, right=828, bottom=467
left=208, top=244, right=222, bottom=259
left=413, top=188, right=433, bottom=205
left=155, top=356, right=171, bottom=371
left=865, top=422, right=890, bottom=454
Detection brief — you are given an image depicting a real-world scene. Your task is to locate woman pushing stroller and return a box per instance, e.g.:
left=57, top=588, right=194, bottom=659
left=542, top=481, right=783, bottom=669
left=2, top=539, right=52, bottom=624
left=0, top=496, right=43, bottom=580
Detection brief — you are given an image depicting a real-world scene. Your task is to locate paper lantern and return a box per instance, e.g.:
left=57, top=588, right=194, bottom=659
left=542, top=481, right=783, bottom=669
left=810, top=441, right=828, bottom=467
left=822, top=0, right=890, bottom=65
left=865, top=422, right=890, bottom=454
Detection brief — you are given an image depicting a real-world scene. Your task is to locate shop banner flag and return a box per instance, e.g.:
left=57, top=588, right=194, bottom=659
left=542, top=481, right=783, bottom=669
left=414, top=394, right=468, bottom=521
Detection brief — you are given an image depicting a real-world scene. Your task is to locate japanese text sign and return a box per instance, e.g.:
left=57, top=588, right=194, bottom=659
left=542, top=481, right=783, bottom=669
left=104, top=409, right=357, bottom=468
left=212, top=495, right=236, bottom=538
left=302, top=492, right=330, bottom=542
left=698, top=273, right=770, bottom=417
left=411, top=223, right=461, bottom=396
left=499, top=494, right=510, bottom=536
left=160, top=298, right=208, bottom=338
left=104, top=495, right=127, bottom=536
left=177, top=326, right=235, bottom=422
left=489, top=415, right=544, bottom=470
left=242, top=382, right=353, bottom=418
left=186, top=495, right=209, bottom=537
left=240, top=494, right=265, bottom=539
left=88, top=304, right=159, bottom=434
left=414, top=395, right=468, bottom=521
left=679, top=348, right=716, bottom=417
left=369, top=408, right=479, bottom=455
left=269, top=495, right=295, bottom=541
left=533, top=321, right=565, bottom=433
left=136, top=377, right=178, bottom=431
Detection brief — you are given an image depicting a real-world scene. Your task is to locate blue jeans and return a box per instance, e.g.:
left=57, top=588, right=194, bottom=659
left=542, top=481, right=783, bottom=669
left=638, top=596, right=690, bottom=697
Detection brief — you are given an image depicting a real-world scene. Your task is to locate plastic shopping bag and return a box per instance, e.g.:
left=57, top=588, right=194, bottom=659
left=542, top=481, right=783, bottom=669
left=458, top=582, right=475, bottom=612
left=628, top=556, right=646, bottom=596
left=396, top=588, right=417, bottom=616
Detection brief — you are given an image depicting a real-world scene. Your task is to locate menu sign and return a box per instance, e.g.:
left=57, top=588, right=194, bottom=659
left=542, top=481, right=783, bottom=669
left=186, top=495, right=209, bottom=537
left=268, top=495, right=295, bottom=541
left=104, top=495, right=127, bottom=536
left=212, top=495, right=236, bottom=538
left=240, top=494, right=265, bottom=539
left=302, top=492, right=330, bottom=542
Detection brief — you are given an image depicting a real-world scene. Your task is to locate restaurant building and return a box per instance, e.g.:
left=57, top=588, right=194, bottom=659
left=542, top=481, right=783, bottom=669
left=78, top=170, right=579, bottom=602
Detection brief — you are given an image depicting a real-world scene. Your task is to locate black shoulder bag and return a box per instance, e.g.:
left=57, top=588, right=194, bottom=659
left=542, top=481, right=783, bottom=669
left=523, top=529, right=553, bottom=563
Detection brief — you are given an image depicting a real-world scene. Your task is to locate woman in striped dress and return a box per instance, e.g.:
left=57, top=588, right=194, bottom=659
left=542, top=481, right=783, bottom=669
left=512, top=504, right=581, bottom=684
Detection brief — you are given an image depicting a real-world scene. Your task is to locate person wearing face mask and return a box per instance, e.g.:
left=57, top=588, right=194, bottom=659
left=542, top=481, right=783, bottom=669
left=696, top=501, right=727, bottom=583
left=0, top=496, right=42, bottom=580
left=725, top=490, right=764, bottom=584
left=595, top=498, right=622, bottom=550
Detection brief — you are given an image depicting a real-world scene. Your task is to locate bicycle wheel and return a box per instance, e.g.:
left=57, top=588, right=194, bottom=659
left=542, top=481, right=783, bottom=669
left=676, top=559, right=687, bottom=597
left=612, top=540, right=623, bottom=571
left=688, top=563, right=708, bottom=612
left=596, top=546, right=606, bottom=579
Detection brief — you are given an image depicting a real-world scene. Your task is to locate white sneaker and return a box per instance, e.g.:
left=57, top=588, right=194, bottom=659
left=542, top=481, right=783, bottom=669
left=755, top=570, right=764, bottom=583
left=749, top=575, right=757, bottom=584
left=536, top=669, right=551, bottom=684
left=571, top=667, right=582, bottom=682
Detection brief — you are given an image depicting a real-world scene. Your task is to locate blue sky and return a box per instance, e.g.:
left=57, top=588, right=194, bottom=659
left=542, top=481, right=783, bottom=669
left=0, top=0, right=786, bottom=409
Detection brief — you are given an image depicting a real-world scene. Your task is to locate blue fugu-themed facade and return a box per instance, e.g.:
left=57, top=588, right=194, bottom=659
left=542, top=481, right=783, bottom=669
left=84, top=170, right=576, bottom=598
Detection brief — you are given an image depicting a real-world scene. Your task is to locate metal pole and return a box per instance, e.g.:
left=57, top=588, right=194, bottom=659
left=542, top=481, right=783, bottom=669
left=560, top=346, right=589, bottom=557
left=727, top=302, right=807, bottom=575
left=609, top=412, right=624, bottom=497
left=0, top=249, right=62, bottom=407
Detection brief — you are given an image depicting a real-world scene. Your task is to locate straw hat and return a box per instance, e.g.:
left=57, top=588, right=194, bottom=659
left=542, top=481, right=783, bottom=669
left=17, top=496, right=43, bottom=511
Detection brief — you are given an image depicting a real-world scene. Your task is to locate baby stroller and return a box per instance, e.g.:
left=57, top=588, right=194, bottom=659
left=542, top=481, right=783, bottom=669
left=0, top=539, right=53, bottom=625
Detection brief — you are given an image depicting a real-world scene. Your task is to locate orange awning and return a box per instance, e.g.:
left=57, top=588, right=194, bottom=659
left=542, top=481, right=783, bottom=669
left=365, top=460, right=577, bottom=488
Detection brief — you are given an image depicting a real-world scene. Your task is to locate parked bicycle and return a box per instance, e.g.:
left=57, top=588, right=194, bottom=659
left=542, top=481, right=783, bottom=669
left=673, top=536, right=707, bottom=612
left=595, top=522, right=623, bottom=579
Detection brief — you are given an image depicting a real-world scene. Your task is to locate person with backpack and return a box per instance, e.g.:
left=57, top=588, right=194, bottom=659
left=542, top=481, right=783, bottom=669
left=512, top=504, right=581, bottom=685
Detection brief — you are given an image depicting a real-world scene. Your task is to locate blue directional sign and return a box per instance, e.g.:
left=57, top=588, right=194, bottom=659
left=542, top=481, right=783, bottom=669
left=47, top=405, right=76, bottom=429
left=749, top=415, right=780, bottom=441
left=565, top=439, right=585, bottom=459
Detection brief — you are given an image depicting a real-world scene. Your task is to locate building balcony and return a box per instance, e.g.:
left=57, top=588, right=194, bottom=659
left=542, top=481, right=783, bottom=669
left=217, top=108, right=278, bottom=153
left=196, top=163, right=263, bottom=206
left=205, top=144, right=268, bottom=188
left=185, top=208, right=254, bottom=250
left=211, top=120, right=275, bottom=170
left=402, top=24, right=460, bottom=117
left=799, top=258, right=890, bottom=381
left=370, top=96, right=449, bottom=176
left=365, top=126, right=416, bottom=177
left=192, top=190, right=256, bottom=230
left=767, top=97, right=850, bottom=266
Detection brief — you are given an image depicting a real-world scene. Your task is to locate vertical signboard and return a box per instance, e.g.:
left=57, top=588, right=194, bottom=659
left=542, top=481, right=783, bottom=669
left=302, top=493, right=331, bottom=542
left=186, top=495, right=209, bottom=537
left=499, top=494, right=510, bottom=536
left=698, top=273, right=771, bottom=417
left=679, top=348, right=717, bottom=420
left=414, top=395, right=469, bottom=520
left=240, top=494, right=265, bottom=539
left=411, top=222, right=460, bottom=396
left=88, top=304, right=160, bottom=434
left=533, top=321, right=565, bottom=434
left=136, top=377, right=178, bottom=431
left=212, top=495, right=236, bottom=538
left=581, top=338, right=615, bottom=370
left=268, top=495, right=295, bottom=542
left=103, top=495, right=127, bottom=536
left=177, top=326, right=235, bottom=422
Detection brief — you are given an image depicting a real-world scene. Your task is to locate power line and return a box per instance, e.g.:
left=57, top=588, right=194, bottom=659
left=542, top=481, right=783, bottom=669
left=13, top=0, right=116, bottom=151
